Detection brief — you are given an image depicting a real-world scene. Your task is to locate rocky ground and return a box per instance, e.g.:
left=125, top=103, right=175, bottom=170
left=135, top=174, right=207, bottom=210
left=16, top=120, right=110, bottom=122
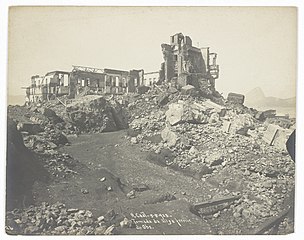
left=6, top=86, right=295, bottom=235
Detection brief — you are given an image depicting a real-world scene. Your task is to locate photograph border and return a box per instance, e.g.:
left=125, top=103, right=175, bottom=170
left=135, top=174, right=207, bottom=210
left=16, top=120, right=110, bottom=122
left=1, top=1, right=303, bottom=239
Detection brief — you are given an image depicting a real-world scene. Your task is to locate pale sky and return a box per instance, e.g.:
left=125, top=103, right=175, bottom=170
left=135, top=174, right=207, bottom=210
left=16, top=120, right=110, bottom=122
left=8, top=6, right=297, bottom=100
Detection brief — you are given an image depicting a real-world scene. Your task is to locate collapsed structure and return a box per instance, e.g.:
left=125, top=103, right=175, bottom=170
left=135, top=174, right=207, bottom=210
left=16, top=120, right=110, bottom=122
left=160, top=33, right=219, bottom=96
left=25, top=33, right=220, bottom=103
left=9, top=32, right=296, bottom=236
left=26, top=66, right=144, bottom=102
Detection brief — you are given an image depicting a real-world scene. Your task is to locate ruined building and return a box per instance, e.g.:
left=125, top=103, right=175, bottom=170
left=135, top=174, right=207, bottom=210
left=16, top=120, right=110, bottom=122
left=143, top=71, right=160, bottom=87
left=26, top=66, right=144, bottom=102
left=160, top=33, right=219, bottom=96
left=69, top=66, right=143, bottom=98
left=26, top=71, right=70, bottom=102
left=25, top=33, right=220, bottom=103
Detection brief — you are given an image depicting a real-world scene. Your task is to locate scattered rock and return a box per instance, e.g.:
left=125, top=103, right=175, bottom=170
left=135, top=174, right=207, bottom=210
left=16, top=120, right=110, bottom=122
left=120, top=218, right=134, bottom=228
left=99, top=177, right=106, bottom=182
left=144, top=192, right=176, bottom=204
left=126, top=190, right=135, bottom=199
left=130, top=137, right=138, bottom=144
left=97, top=216, right=105, bottom=222
left=5, top=202, right=116, bottom=235
left=81, top=188, right=89, bottom=194
left=67, top=208, right=79, bottom=213
left=94, top=226, right=107, bottom=235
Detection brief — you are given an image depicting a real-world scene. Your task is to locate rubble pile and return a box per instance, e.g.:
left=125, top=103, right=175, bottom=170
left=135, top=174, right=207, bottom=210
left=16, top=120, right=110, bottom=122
left=65, top=95, right=129, bottom=133
left=9, top=94, right=131, bottom=136
left=125, top=87, right=295, bottom=231
left=127, top=89, right=294, bottom=173
left=5, top=202, right=133, bottom=235
left=126, top=84, right=180, bottom=123
left=265, top=117, right=294, bottom=129
left=7, top=106, right=81, bottom=198
left=7, top=30, right=295, bottom=235
left=36, top=152, right=80, bottom=179
left=127, top=95, right=258, bottom=170
left=23, top=128, right=68, bottom=152
left=7, top=77, right=295, bottom=234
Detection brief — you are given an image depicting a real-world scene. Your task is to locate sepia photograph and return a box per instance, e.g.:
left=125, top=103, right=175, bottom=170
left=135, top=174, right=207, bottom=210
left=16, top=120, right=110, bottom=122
left=3, top=3, right=300, bottom=236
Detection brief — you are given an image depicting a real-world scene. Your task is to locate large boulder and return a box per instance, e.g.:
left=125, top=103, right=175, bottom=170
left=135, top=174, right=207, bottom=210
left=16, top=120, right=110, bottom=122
left=16, top=122, right=43, bottom=135
left=263, top=124, right=294, bottom=150
left=40, top=107, right=64, bottom=124
left=165, top=101, right=209, bottom=126
left=165, top=102, right=185, bottom=125
left=202, top=100, right=226, bottom=117
left=205, top=152, right=224, bottom=166
left=161, top=127, right=177, bottom=147
left=229, top=113, right=255, bottom=135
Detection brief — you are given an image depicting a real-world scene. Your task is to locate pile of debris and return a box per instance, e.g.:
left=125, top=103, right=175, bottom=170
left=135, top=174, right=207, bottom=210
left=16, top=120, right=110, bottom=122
left=65, top=95, right=128, bottom=133
left=9, top=94, right=130, bottom=137
left=127, top=94, right=259, bottom=170
left=127, top=86, right=295, bottom=172
left=5, top=202, right=134, bottom=235
left=124, top=85, right=295, bottom=233
left=7, top=105, right=84, bottom=205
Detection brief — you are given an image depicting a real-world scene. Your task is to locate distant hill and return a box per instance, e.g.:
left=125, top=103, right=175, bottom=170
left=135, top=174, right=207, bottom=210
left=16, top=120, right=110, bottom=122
left=245, top=87, right=296, bottom=108
left=8, top=95, right=25, bottom=106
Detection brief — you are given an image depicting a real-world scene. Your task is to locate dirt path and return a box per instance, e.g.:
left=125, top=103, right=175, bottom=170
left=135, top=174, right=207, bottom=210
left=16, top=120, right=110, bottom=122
left=33, top=130, right=216, bottom=234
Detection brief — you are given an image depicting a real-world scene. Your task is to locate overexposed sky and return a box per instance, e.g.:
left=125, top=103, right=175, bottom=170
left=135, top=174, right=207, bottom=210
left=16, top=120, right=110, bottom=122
left=8, top=6, right=297, bottom=99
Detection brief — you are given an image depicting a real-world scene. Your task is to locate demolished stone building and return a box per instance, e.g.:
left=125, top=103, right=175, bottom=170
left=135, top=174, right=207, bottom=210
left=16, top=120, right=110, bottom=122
left=143, top=71, right=160, bottom=87
left=26, top=71, right=70, bottom=102
left=25, top=33, right=220, bottom=103
left=160, top=33, right=219, bottom=96
left=26, top=66, right=144, bottom=102
left=69, top=66, right=144, bottom=97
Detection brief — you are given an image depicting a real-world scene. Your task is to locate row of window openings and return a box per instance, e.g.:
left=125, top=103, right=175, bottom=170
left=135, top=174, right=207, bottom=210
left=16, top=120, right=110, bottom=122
left=77, top=78, right=138, bottom=87
left=33, top=77, right=139, bottom=88
left=33, top=74, right=69, bottom=86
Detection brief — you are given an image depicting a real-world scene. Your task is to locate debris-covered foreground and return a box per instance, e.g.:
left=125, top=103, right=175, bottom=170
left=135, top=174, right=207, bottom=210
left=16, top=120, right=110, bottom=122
left=6, top=86, right=295, bottom=235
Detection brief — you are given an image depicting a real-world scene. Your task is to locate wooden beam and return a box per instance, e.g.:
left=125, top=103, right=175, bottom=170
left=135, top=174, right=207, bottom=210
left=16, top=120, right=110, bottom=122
left=252, top=207, right=290, bottom=234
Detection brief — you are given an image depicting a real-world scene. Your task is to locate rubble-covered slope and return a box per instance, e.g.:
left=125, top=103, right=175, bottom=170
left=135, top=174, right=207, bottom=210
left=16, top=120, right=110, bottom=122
left=6, top=87, right=295, bottom=235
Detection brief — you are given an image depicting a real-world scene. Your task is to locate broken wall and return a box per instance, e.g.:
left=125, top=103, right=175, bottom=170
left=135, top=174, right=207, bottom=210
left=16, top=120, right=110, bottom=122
left=159, top=33, right=219, bottom=99
left=161, top=44, right=176, bottom=81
